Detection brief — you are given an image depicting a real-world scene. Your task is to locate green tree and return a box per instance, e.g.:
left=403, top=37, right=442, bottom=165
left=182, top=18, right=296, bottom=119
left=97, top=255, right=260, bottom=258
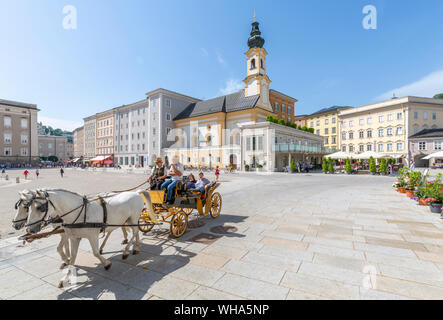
left=379, top=158, right=387, bottom=174
left=290, top=158, right=296, bottom=172
left=345, top=158, right=352, bottom=173
left=328, top=157, right=334, bottom=173
left=369, top=156, right=376, bottom=174
left=278, top=119, right=285, bottom=125
left=433, top=93, right=443, bottom=100
left=322, top=157, right=327, bottom=172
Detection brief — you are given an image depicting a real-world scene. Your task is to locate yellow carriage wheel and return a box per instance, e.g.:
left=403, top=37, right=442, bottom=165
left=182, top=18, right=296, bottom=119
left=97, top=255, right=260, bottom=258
left=210, top=192, right=222, bottom=219
left=138, top=216, right=154, bottom=233
left=170, top=210, right=188, bottom=238
left=183, top=208, right=193, bottom=215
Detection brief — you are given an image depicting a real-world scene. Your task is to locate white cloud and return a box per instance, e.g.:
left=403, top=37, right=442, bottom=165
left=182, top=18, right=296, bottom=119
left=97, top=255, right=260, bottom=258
left=38, top=116, right=82, bottom=132
left=376, top=70, right=443, bottom=101
left=219, top=79, right=243, bottom=95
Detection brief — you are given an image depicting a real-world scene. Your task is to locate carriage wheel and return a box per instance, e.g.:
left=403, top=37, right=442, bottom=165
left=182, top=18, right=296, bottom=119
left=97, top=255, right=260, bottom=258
left=170, top=210, right=188, bottom=238
left=210, top=192, right=222, bottom=219
left=183, top=208, right=193, bottom=215
left=138, top=216, right=154, bottom=233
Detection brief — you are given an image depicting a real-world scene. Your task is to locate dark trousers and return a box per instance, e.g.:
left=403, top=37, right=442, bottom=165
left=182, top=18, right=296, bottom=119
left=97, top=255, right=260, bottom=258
left=150, top=180, right=165, bottom=190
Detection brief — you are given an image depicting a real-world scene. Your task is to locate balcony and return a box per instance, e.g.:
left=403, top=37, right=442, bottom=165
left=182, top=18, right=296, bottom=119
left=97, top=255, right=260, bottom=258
left=272, top=144, right=333, bottom=153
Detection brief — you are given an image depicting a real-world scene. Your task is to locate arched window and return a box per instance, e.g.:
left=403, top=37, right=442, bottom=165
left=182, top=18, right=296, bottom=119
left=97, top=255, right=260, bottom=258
left=250, top=59, right=256, bottom=70
left=206, top=135, right=212, bottom=146
left=260, top=59, right=264, bottom=69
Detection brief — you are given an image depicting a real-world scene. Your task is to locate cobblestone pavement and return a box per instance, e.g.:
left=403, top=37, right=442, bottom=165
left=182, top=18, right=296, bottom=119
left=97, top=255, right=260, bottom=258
left=1, top=168, right=442, bottom=300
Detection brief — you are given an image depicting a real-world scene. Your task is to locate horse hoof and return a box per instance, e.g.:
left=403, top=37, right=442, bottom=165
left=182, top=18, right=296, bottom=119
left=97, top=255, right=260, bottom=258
left=104, top=263, right=112, bottom=271
left=121, top=239, right=128, bottom=245
left=132, top=250, right=139, bottom=255
left=122, top=254, right=129, bottom=260
left=59, top=263, right=67, bottom=270
left=58, top=281, right=64, bottom=288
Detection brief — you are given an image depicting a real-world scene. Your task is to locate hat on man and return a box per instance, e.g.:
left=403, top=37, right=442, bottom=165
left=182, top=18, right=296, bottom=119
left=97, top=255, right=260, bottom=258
left=155, top=157, right=163, bottom=163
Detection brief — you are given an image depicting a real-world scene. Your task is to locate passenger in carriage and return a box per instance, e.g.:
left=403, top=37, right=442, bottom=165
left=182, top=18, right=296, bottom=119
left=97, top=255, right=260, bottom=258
left=194, top=172, right=211, bottom=196
left=161, top=156, right=184, bottom=204
left=148, top=157, right=167, bottom=190
left=186, top=173, right=197, bottom=189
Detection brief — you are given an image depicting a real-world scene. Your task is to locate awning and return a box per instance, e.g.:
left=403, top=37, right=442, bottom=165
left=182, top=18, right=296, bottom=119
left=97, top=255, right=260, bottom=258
left=72, top=158, right=80, bottom=163
left=90, top=156, right=106, bottom=162
left=422, top=151, right=443, bottom=160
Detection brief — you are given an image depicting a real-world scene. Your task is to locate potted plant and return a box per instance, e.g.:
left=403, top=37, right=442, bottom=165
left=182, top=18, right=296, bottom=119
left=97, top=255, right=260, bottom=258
left=245, top=164, right=250, bottom=172
left=290, top=158, right=296, bottom=173
left=328, top=157, right=334, bottom=174
left=322, top=158, right=328, bottom=174
left=344, top=158, right=352, bottom=174
left=378, top=158, right=387, bottom=175
left=369, top=156, right=376, bottom=175
left=425, top=174, right=443, bottom=213
left=427, top=198, right=442, bottom=213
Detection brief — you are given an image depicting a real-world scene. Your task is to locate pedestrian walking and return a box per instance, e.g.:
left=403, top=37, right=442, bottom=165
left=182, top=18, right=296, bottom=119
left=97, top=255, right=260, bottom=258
left=60, top=167, right=64, bottom=178
left=36, top=169, right=40, bottom=179
left=24, top=169, right=29, bottom=180
left=215, top=166, right=220, bottom=181
left=1, top=167, right=5, bottom=179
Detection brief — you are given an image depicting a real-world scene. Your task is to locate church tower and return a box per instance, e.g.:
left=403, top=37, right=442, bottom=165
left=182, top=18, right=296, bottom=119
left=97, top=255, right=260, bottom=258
left=243, top=14, right=272, bottom=111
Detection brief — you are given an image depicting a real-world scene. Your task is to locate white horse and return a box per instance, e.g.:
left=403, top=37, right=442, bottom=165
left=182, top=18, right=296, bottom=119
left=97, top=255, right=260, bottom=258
left=13, top=190, right=130, bottom=269
left=25, top=188, right=154, bottom=288
left=13, top=189, right=71, bottom=269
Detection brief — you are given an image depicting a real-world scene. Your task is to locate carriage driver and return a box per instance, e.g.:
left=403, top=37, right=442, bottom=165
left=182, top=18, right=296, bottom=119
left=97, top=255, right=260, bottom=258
left=161, top=156, right=184, bottom=204
left=148, top=157, right=167, bottom=190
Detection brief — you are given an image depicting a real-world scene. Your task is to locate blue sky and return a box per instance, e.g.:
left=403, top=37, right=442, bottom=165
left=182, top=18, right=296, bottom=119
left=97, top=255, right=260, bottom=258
left=1, top=0, right=442, bottom=130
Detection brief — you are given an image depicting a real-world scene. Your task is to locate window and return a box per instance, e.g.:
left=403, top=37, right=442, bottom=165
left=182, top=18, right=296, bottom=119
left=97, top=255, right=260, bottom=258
left=359, top=131, right=364, bottom=138
left=397, top=113, right=403, bottom=120
left=21, top=119, right=28, bottom=128
left=332, top=127, right=336, bottom=134
left=20, top=148, right=27, bottom=156
left=349, top=145, right=354, bottom=152
left=413, top=125, right=419, bottom=134
left=367, top=117, right=372, bottom=124
left=166, top=127, right=171, bottom=135
left=378, top=116, right=384, bottom=123
left=258, top=136, right=263, bottom=150
left=4, top=147, right=11, bottom=156
left=419, top=142, right=426, bottom=151
left=387, top=128, right=393, bottom=136
left=423, top=112, right=428, bottom=120
left=342, top=146, right=346, bottom=152
left=310, top=122, right=314, bottom=127
left=367, top=130, right=372, bottom=138
left=316, top=121, right=320, bottom=126
left=332, top=137, right=336, bottom=144
left=332, top=118, right=336, bottom=124
left=4, top=133, right=11, bottom=143
left=432, top=112, right=437, bottom=120
left=378, top=144, right=384, bottom=152
left=316, top=129, right=320, bottom=135
left=288, top=107, right=292, bottom=115
left=414, top=111, right=418, bottom=119
left=153, top=113, right=156, bottom=120
left=246, top=137, right=251, bottom=151
left=324, top=128, right=329, bottom=135
left=349, top=120, right=354, bottom=127
left=359, top=119, right=364, bottom=125
left=324, top=138, right=329, bottom=145
left=367, top=144, right=372, bottom=151
left=396, top=127, right=403, bottom=135
left=274, top=103, right=279, bottom=111
left=387, top=143, right=393, bottom=151
left=4, top=117, right=11, bottom=127
left=342, top=121, right=347, bottom=127
left=349, top=132, right=354, bottom=140
left=325, top=119, right=329, bottom=125
left=378, top=129, right=384, bottom=137
left=153, top=128, right=156, bottom=135
left=434, top=141, right=442, bottom=150
left=166, top=99, right=171, bottom=108
left=48, top=143, right=53, bottom=149
left=21, top=135, right=28, bottom=144
left=282, top=105, right=286, bottom=113
left=397, top=143, right=403, bottom=151
left=359, top=145, right=364, bottom=152
left=342, top=132, right=346, bottom=140
left=166, top=113, right=171, bottom=121
left=387, top=114, right=393, bottom=121
left=250, top=58, right=256, bottom=70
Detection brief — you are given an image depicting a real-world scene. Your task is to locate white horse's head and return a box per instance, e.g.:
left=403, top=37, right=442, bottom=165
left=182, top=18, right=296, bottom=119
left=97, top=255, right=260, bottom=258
left=26, top=189, right=55, bottom=234
left=12, top=190, right=36, bottom=230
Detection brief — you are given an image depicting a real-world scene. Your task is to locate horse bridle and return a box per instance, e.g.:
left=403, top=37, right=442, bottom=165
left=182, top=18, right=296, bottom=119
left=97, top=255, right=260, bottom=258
left=24, top=191, right=60, bottom=228
left=12, top=198, right=34, bottom=225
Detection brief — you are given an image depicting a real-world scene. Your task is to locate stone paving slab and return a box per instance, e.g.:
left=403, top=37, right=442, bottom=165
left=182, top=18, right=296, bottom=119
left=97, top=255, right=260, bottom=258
left=1, top=171, right=442, bottom=300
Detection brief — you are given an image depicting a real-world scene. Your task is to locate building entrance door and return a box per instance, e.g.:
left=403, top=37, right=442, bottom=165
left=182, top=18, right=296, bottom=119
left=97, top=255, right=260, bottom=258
left=139, top=156, right=144, bottom=167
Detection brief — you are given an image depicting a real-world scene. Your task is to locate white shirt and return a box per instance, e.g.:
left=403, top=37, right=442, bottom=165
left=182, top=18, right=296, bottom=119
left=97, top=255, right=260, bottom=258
left=170, top=163, right=184, bottom=181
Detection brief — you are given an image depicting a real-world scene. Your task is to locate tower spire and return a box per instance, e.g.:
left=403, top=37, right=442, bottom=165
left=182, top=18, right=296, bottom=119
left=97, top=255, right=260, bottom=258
left=254, top=9, right=256, bottom=21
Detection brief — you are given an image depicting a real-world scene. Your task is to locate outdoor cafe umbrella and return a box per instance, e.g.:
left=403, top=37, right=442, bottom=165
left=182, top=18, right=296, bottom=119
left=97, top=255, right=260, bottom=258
left=324, top=151, right=355, bottom=160
left=355, top=151, right=387, bottom=160
left=422, top=151, right=443, bottom=160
